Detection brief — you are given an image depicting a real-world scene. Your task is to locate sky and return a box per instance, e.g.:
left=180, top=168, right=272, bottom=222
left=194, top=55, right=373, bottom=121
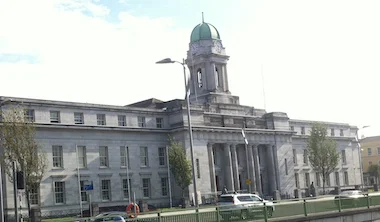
left=0, top=0, right=378, bottom=137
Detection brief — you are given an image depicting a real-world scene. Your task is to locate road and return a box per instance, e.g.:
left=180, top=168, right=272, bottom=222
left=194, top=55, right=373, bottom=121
left=138, top=191, right=380, bottom=219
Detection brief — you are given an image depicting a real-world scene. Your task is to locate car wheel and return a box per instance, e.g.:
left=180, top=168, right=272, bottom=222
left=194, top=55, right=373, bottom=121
left=240, top=210, right=248, bottom=220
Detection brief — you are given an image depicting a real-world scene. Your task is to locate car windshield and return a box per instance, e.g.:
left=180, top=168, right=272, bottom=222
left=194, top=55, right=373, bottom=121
left=219, top=196, right=234, bottom=203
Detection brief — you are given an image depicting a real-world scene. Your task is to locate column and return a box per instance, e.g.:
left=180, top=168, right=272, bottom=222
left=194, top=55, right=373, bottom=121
left=267, top=144, right=278, bottom=193
left=231, top=144, right=240, bottom=191
left=207, top=143, right=217, bottom=193
left=223, top=143, right=234, bottom=192
left=247, top=144, right=256, bottom=192
left=252, top=144, right=262, bottom=195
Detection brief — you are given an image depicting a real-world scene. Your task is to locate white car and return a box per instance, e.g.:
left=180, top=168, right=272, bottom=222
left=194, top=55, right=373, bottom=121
left=218, top=193, right=275, bottom=220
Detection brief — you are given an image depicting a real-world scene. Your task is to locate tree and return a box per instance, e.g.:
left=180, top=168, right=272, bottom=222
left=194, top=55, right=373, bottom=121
left=0, top=105, right=48, bottom=217
left=307, top=123, right=340, bottom=194
left=367, top=165, right=380, bottom=185
left=167, top=136, right=192, bottom=199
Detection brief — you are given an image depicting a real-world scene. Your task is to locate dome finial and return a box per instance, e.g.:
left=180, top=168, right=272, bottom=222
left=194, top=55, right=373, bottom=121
left=202, top=12, right=204, bottom=23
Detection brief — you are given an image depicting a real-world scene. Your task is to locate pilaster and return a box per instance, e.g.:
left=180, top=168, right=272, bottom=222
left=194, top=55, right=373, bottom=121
left=207, top=143, right=217, bottom=193
left=252, top=144, right=262, bottom=195
left=223, top=143, right=234, bottom=192
left=231, top=144, right=240, bottom=191
left=247, top=144, right=256, bottom=193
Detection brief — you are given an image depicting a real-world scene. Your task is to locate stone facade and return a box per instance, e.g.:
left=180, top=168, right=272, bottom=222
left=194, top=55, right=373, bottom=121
left=0, top=19, right=361, bottom=218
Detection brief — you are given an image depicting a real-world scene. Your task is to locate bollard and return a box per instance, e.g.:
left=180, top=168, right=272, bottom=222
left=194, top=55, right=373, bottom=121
left=303, top=199, right=307, bottom=216
left=263, top=202, right=268, bottom=222
left=216, top=206, right=220, bottom=222
left=367, top=194, right=370, bottom=209
left=196, top=207, right=200, bottom=222
left=338, top=196, right=342, bottom=212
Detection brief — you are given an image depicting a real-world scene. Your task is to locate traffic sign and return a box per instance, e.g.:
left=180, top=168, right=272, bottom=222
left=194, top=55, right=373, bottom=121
left=84, top=182, right=93, bottom=191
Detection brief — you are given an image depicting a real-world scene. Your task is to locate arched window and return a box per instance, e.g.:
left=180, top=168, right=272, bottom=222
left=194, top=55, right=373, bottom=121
left=197, top=69, right=203, bottom=88
left=215, top=67, right=219, bottom=87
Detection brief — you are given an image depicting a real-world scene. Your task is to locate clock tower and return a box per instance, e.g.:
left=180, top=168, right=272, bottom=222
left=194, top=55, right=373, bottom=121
left=186, top=15, right=239, bottom=105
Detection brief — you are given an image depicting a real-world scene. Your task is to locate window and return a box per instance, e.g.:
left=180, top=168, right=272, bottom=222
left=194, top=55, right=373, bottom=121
left=80, top=181, right=88, bottom=202
left=142, top=178, right=151, bottom=198
left=341, top=150, right=347, bottom=165
left=161, top=177, right=168, bottom=196
left=196, top=158, right=200, bottom=179
left=197, top=69, right=203, bottom=88
left=158, top=147, right=166, bottom=166
left=120, top=146, right=130, bottom=168
left=54, top=181, right=65, bottom=204
left=331, top=129, right=335, bottom=136
left=285, top=158, right=288, bottom=175
left=77, top=146, right=87, bottom=168
left=305, top=173, right=310, bottom=187
left=99, top=146, right=109, bottom=167
left=340, top=129, right=344, bottom=136
left=156, top=117, right=163, bottom=128
left=140, top=147, right=148, bottom=167
left=293, top=149, right=297, bottom=165
left=301, top=127, right=305, bottom=135
left=377, top=147, right=380, bottom=155
left=50, top=111, right=60, bottom=123
left=335, top=172, right=340, bottom=186
left=315, top=172, right=321, bottom=187
left=74, top=112, right=84, bottom=124
left=52, top=145, right=63, bottom=168
left=118, top=115, right=126, bottom=126
left=295, top=173, right=300, bottom=188
left=368, top=148, right=372, bottom=156
left=29, top=184, right=39, bottom=205
left=326, top=174, right=331, bottom=186
left=138, top=116, right=146, bottom=127
left=24, top=109, right=35, bottom=122
left=101, top=179, right=111, bottom=200
left=303, top=149, right=308, bottom=164
left=97, top=114, right=106, bottom=125
left=369, top=161, right=373, bottom=165
left=213, top=147, right=217, bottom=165
left=344, top=172, right=349, bottom=185
left=122, top=179, right=131, bottom=199
left=290, top=126, right=294, bottom=131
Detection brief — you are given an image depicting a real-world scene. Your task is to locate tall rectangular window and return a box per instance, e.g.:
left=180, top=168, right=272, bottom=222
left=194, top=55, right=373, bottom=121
left=101, top=180, right=111, bottom=200
left=138, top=116, right=146, bottom=127
left=54, top=181, right=65, bottom=204
left=52, top=145, right=63, bottom=168
left=122, top=179, right=131, bottom=199
left=290, top=126, right=294, bottom=131
left=295, top=173, right=300, bottom=188
left=97, top=114, right=106, bottom=125
left=326, top=174, right=331, bottom=186
left=368, top=148, right=372, bottom=156
left=293, top=149, right=297, bottom=165
left=118, top=115, right=126, bottom=126
left=142, top=178, right=151, bottom=198
left=140, top=147, right=148, bottom=167
left=120, top=146, right=130, bottom=168
left=80, top=181, right=88, bottom=202
left=50, top=111, right=60, bottom=123
left=377, top=147, right=380, bottom=155
left=305, top=173, right=310, bottom=187
left=158, top=147, right=166, bottom=166
left=303, top=149, right=308, bottom=164
left=99, top=146, right=109, bottom=167
left=74, top=112, right=84, bottom=124
left=315, top=172, right=321, bottom=187
left=29, top=184, right=39, bottom=205
left=24, top=109, right=35, bottom=122
left=340, top=129, right=344, bottom=136
left=161, top=177, right=168, bottom=196
left=341, top=150, right=347, bottom=165
left=196, top=158, right=200, bottom=179
left=156, top=117, right=163, bottom=128
left=77, top=146, right=87, bottom=168
left=285, top=158, right=288, bottom=175
left=301, top=127, right=305, bottom=135
left=331, top=129, right=335, bottom=136
left=344, top=172, right=349, bottom=185
left=335, top=172, right=340, bottom=186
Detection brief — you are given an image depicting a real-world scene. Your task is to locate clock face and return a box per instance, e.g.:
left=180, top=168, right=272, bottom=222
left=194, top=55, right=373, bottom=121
left=214, top=41, right=222, bottom=53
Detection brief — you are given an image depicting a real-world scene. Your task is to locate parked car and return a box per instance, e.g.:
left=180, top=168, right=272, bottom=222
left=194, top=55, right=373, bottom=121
left=334, top=190, right=367, bottom=207
left=218, top=193, right=275, bottom=220
left=91, top=212, right=128, bottom=222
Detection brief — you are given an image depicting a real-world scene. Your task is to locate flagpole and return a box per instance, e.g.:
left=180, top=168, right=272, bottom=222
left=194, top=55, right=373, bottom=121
left=125, top=145, right=131, bottom=203
left=166, top=145, right=173, bottom=208
left=76, top=145, right=83, bottom=218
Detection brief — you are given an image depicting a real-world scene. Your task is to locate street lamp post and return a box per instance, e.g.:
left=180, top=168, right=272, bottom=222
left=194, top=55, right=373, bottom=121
left=156, top=58, right=199, bottom=207
left=356, top=125, right=370, bottom=190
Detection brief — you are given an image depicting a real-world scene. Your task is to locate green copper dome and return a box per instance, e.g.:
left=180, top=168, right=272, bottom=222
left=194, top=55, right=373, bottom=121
left=190, top=22, right=221, bottom=43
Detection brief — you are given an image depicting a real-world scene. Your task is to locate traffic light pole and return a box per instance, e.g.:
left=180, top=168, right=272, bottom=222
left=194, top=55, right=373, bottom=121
left=12, top=161, right=18, bottom=222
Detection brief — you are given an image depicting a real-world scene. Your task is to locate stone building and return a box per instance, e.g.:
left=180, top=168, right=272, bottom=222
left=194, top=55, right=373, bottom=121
left=0, top=19, right=361, bottom=218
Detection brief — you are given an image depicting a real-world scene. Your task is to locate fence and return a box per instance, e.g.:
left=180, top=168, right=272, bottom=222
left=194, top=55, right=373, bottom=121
left=8, top=193, right=380, bottom=222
